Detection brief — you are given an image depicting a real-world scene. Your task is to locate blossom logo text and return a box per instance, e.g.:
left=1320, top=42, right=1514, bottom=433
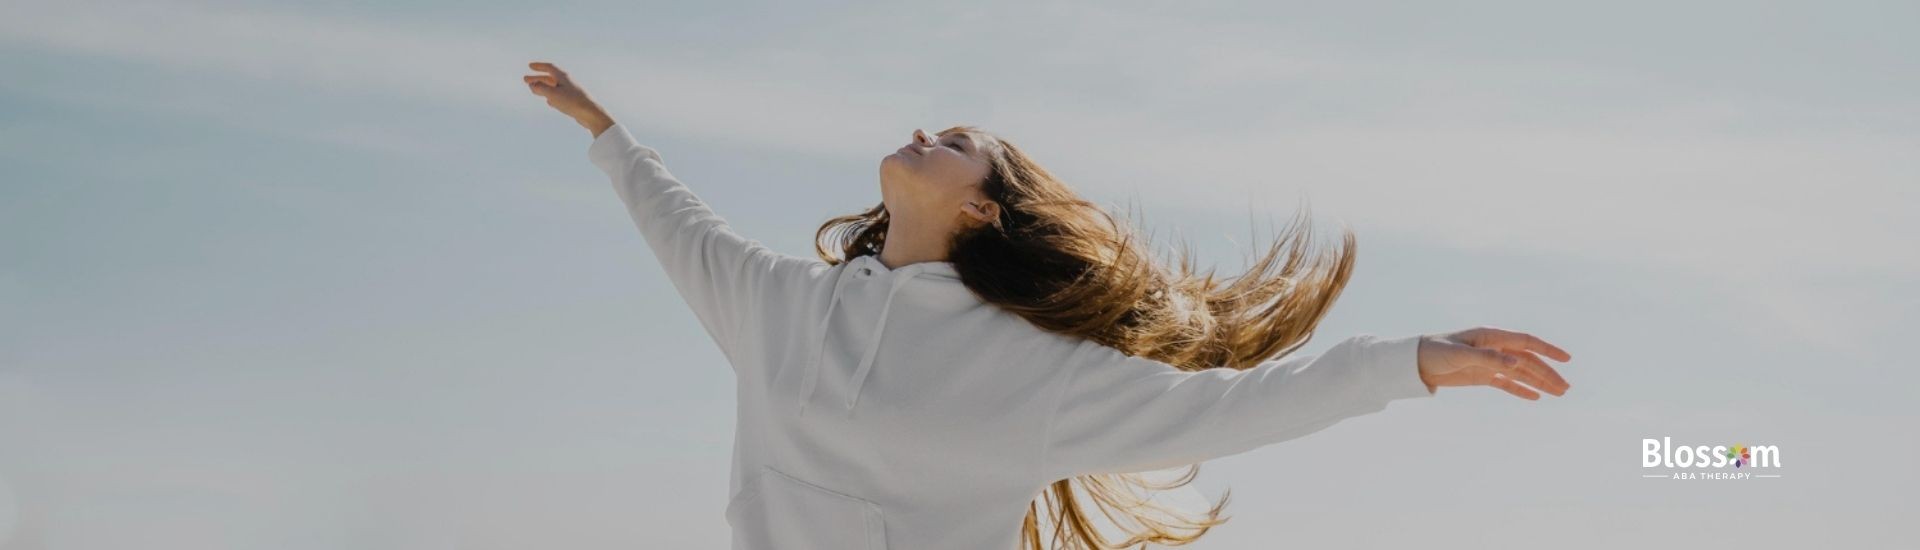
left=1640, top=437, right=1783, bottom=480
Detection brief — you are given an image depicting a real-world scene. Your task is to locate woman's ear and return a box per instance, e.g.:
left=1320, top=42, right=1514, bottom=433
left=963, top=200, right=1001, bottom=228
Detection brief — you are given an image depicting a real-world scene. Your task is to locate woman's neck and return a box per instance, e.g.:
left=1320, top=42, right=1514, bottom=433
left=876, top=223, right=951, bottom=270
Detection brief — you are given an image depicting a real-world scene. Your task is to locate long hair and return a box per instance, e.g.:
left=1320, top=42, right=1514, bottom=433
left=815, top=127, right=1359, bottom=549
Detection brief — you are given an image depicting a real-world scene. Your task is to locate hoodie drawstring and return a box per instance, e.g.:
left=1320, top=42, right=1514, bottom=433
left=797, top=259, right=923, bottom=417
left=795, top=268, right=850, bottom=417
left=844, top=272, right=918, bottom=412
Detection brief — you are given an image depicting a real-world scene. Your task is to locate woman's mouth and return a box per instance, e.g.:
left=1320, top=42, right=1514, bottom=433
left=896, top=145, right=917, bottom=156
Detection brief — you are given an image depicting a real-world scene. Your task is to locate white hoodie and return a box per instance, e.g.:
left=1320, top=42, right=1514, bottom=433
left=588, top=121, right=1434, bottom=549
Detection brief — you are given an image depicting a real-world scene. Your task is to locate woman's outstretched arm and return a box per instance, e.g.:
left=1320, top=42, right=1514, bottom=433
left=1039, top=327, right=1571, bottom=480
left=1039, top=333, right=1429, bottom=480
left=525, top=61, right=816, bottom=365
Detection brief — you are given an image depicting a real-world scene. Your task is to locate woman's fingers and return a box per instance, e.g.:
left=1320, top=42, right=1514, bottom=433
left=1472, top=346, right=1519, bottom=371
left=1416, top=326, right=1575, bottom=400
left=1527, top=333, right=1572, bottom=362
left=1419, top=329, right=1574, bottom=399
left=1461, top=326, right=1571, bottom=362
left=1474, top=345, right=1567, bottom=397
left=1450, top=340, right=1565, bottom=398
left=1510, top=349, right=1570, bottom=395
left=528, top=61, right=568, bottom=78
left=522, top=60, right=610, bottom=134
left=1487, top=373, right=1541, bottom=400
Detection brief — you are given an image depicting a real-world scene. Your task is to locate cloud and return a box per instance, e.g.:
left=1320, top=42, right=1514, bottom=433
left=5, top=0, right=1910, bottom=353
left=0, top=0, right=939, bottom=158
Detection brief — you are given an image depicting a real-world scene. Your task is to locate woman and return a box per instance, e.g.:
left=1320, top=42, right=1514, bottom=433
left=524, top=61, right=1573, bottom=550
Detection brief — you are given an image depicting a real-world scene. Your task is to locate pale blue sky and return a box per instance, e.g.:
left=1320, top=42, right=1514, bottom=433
left=1, top=1, right=1915, bottom=548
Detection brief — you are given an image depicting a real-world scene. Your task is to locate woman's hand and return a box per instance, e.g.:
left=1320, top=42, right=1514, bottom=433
left=1417, top=326, right=1573, bottom=400
left=523, top=61, right=615, bottom=137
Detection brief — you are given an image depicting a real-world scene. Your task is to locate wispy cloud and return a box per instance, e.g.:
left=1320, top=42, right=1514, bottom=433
left=5, top=0, right=1911, bottom=352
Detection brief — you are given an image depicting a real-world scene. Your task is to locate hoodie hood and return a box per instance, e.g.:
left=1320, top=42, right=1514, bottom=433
left=796, top=254, right=964, bottom=417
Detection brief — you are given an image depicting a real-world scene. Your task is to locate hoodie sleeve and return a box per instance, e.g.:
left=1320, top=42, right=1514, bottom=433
left=587, top=121, right=818, bottom=366
left=1039, top=333, right=1432, bottom=479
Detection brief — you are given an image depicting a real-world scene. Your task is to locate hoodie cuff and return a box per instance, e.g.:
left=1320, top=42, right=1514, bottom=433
left=1352, top=333, right=1434, bottom=401
left=586, top=121, right=664, bottom=174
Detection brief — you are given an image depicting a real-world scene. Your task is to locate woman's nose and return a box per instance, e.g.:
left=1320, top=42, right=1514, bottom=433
left=913, top=129, right=932, bottom=146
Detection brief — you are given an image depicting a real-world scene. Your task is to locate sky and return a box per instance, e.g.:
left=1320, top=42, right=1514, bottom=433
left=1, top=0, right=1915, bottom=548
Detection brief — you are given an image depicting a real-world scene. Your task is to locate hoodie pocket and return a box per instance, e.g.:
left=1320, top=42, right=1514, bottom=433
left=725, top=465, right=888, bottom=550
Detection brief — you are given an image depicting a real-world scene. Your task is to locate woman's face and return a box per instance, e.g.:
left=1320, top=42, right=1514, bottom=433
left=879, top=128, right=997, bottom=231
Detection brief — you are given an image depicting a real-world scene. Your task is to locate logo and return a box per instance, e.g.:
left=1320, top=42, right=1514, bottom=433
left=1641, top=437, right=1783, bottom=480
left=1726, top=444, right=1752, bottom=468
